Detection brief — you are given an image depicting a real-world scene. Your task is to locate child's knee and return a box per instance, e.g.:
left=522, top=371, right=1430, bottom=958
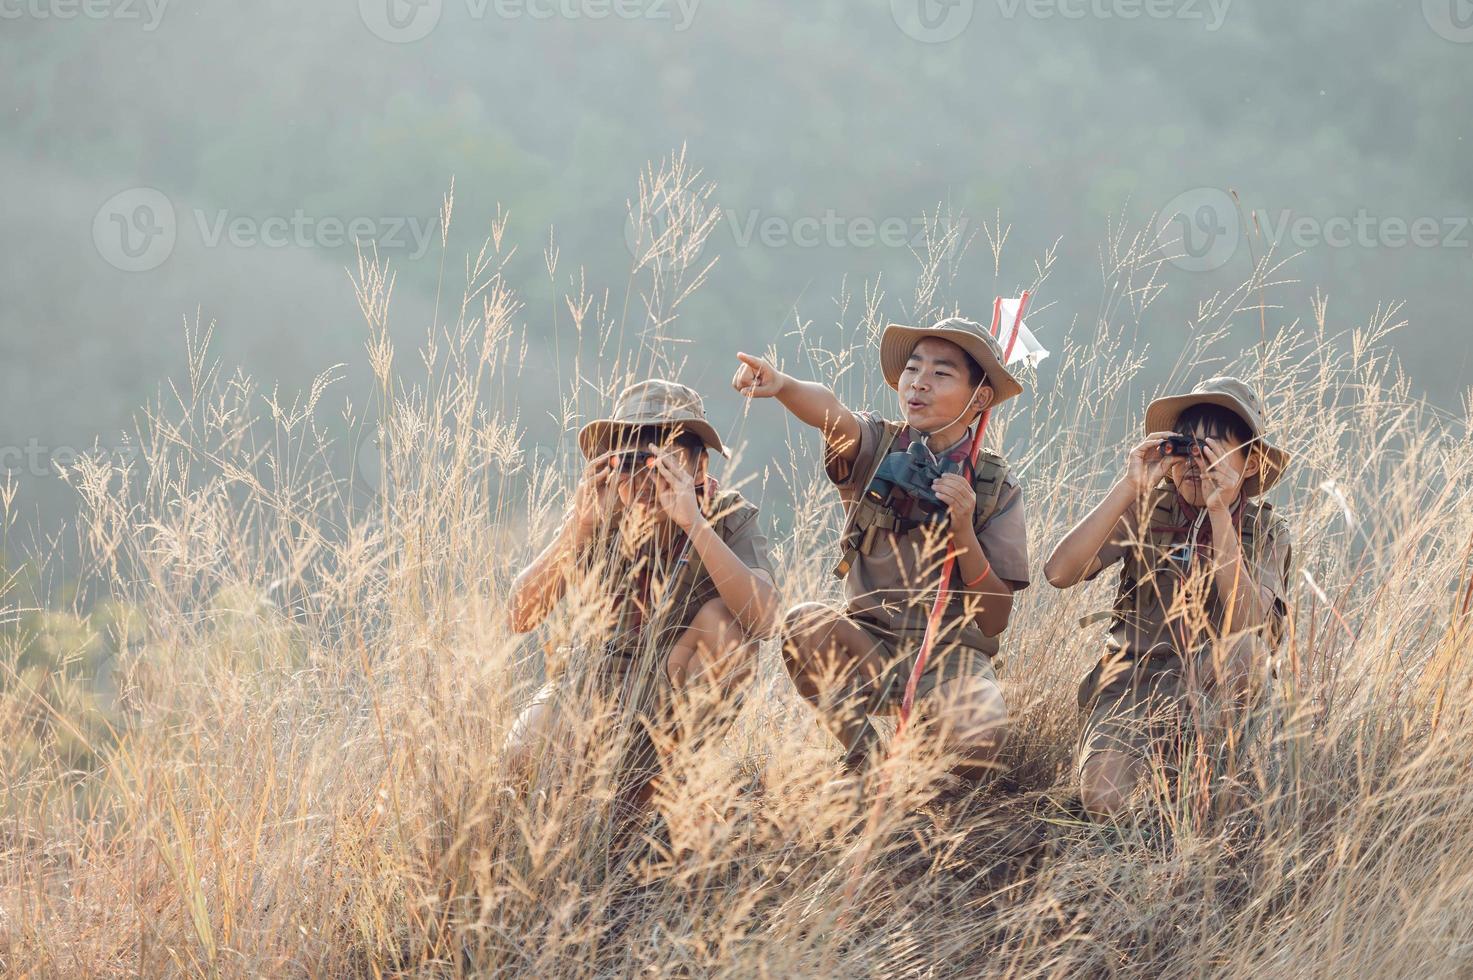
left=688, top=598, right=747, bottom=657
left=690, top=596, right=737, bottom=635
left=934, top=676, right=1009, bottom=757
left=1079, top=750, right=1135, bottom=818
left=666, top=599, right=752, bottom=688
left=778, top=602, right=831, bottom=668
left=504, top=692, right=556, bottom=780
left=780, top=601, right=829, bottom=641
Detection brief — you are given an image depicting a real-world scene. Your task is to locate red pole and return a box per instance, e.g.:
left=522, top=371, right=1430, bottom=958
left=897, top=291, right=1029, bottom=730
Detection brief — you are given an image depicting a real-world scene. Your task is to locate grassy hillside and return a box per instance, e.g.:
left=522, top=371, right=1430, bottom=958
left=4, top=162, right=1473, bottom=977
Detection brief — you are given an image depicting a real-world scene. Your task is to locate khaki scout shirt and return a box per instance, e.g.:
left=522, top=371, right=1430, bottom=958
left=825, top=411, right=1031, bottom=656
left=577, top=488, right=774, bottom=656
left=1086, top=486, right=1292, bottom=657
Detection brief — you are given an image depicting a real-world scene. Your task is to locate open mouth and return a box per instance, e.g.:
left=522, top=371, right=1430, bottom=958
left=905, top=399, right=928, bottom=412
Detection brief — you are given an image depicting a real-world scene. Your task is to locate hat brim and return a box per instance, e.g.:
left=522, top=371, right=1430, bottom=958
left=577, top=417, right=727, bottom=460
left=879, top=324, right=1023, bottom=405
left=1145, top=392, right=1290, bottom=497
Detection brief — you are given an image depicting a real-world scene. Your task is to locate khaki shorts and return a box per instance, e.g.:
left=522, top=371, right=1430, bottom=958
left=1075, top=644, right=1263, bottom=780
left=848, top=613, right=999, bottom=716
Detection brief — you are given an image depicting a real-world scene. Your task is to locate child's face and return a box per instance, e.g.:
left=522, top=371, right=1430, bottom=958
left=1165, top=422, right=1256, bottom=508
left=897, top=338, right=992, bottom=436
left=615, top=432, right=700, bottom=514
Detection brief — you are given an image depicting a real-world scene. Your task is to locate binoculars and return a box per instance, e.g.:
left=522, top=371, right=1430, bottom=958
left=1158, top=434, right=1208, bottom=457
left=866, top=442, right=964, bottom=521
left=612, top=450, right=657, bottom=474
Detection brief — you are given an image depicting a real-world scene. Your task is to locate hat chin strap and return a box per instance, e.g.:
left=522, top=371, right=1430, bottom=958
left=917, top=380, right=988, bottom=453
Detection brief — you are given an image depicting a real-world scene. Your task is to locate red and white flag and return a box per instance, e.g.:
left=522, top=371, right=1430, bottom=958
left=997, top=296, right=1049, bottom=368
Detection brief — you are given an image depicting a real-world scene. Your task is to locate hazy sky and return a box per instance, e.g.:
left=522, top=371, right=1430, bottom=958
left=4, top=0, right=1471, bottom=541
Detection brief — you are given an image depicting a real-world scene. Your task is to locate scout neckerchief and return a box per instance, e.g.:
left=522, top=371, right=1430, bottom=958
left=1150, top=491, right=1247, bottom=567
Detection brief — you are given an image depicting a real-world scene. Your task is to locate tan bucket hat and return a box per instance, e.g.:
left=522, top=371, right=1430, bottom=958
left=1144, top=376, right=1290, bottom=497
left=576, top=379, right=726, bottom=460
left=879, top=316, right=1023, bottom=405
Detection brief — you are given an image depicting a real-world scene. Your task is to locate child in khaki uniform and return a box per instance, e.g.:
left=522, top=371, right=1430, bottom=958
left=506, top=380, right=779, bottom=800
left=1044, top=377, right=1292, bottom=819
left=733, top=318, right=1030, bottom=780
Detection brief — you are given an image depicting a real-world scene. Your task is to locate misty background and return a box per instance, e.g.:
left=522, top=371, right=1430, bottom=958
left=3, top=0, right=1471, bottom=564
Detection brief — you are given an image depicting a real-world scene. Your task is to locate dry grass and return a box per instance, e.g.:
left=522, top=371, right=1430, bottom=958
left=4, top=154, right=1473, bottom=978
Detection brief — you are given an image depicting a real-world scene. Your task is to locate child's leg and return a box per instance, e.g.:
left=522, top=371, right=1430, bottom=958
left=504, top=683, right=563, bottom=787
left=1192, top=634, right=1273, bottom=815
left=1077, top=689, right=1152, bottom=819
left=664, top=597, right=757, bottom=694
left=779, top=602, right=890, bottom=762
left=657, top=597, right=760, bottom=779
left=1078, top=746, right=1143, bottom=819
left=924, top=672, right=1009, bottom=782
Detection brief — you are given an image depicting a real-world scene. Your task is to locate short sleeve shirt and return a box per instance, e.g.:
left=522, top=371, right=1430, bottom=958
left=826, top=411, right=1030, bottom=656
left=1087, top=487, right=1292, bottom=657
left=578, top=487, right=774, bottom=655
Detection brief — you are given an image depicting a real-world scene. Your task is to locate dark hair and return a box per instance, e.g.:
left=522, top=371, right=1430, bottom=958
left=619, top=424, right=707, bottom=458
left=1175, top=403, right=1253, bottom=447
left=962, top=353, right=987, bottom=388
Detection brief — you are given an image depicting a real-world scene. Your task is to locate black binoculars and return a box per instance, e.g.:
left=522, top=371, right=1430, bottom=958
left=1158, top=434, right=1208, bottom=457
left=866, top=442, right=965, bottom=520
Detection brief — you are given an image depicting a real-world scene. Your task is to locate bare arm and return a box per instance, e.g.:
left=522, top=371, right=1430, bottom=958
left=952, top=520, right=1014, bottom=635
left=508, top=517, right=582, bottom=634
left=686, top=519, right=780, bottom=638
left=1044, top=431, right=1179, bottom=588
left=732, top=352, right=864, bottom=466
left=649, top=450, right=781, bottom=639
left=931, top=472, right=1014, bottom=634
left=1206, top=514, right=1271, bottom=634
left=1200, top=437, right=1272, bottom=635
left=508, top=454, right=619, bottom=633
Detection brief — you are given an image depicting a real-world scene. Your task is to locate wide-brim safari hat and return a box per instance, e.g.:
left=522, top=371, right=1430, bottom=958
left=1144, top=375, right=1290, bottom=497
left=577, top=378, right=726, bottom=460
left=879, top=317, right=1023, bottom=405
